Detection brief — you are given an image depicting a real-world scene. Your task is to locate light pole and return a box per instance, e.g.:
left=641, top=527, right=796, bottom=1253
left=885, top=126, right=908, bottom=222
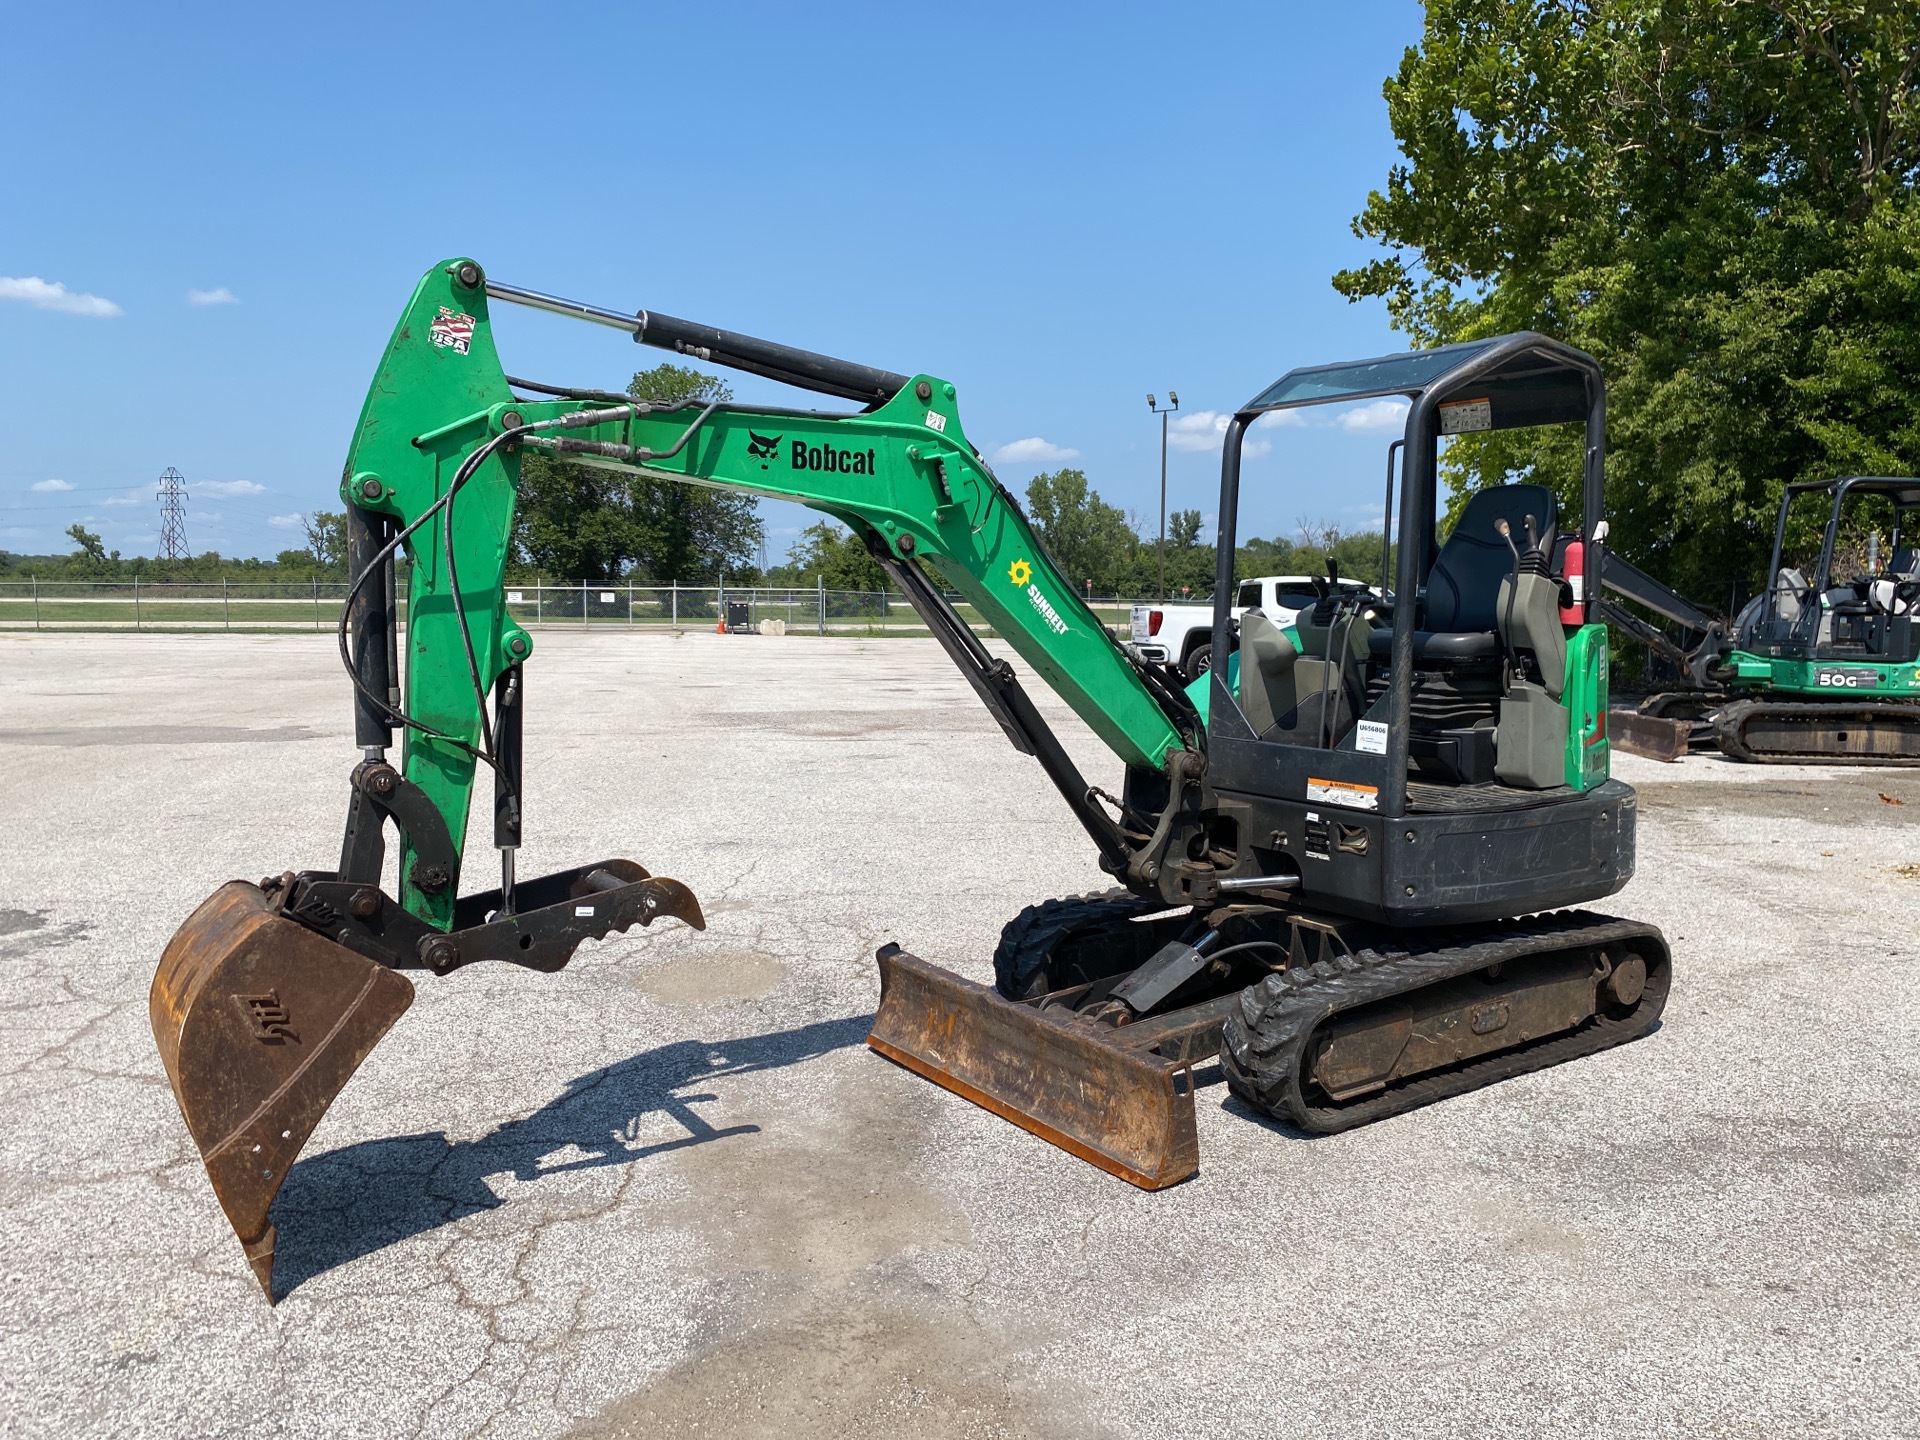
left=1148, top=391, right=1179, bottom=600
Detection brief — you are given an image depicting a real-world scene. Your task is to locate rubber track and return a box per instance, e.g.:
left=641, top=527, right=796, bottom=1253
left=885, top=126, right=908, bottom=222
left=1714, top=698, right=1920, bottom=765
left=1219, top=910, right=1671, bottom=1132
left=992, top=889, right=1170, bottom=999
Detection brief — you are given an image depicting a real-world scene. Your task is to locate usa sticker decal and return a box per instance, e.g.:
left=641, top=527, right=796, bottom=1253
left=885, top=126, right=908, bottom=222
left=430, top=306, right=477, bottom=355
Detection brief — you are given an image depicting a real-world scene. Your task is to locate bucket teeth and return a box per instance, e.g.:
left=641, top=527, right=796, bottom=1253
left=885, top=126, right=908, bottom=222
left=150, top=881, right=415, bottom=1301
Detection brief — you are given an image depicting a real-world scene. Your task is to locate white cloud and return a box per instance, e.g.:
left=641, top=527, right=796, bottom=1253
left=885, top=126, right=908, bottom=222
left=1335, top=399, right=1411, bottom=434
left=0, top=276, right=122, bottom=317
left=989, top=437, right=1080, bottom=465
left=187, top=287, right=238, bottom=306
left=1165, top=409, right=1304, bottom=459
left=30, top=478, right=74, bottom=492
left=199, top=480, right=267, bottom=496
left=267, top=513, right=305, bottom=529
left=102, top=494, right=141, bottom=506
left=1165, top=411, right=1230, bottom=454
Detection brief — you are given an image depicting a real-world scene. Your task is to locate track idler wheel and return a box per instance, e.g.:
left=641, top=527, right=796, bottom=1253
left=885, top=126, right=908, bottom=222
left=150, top=881, right=415, bottom=1301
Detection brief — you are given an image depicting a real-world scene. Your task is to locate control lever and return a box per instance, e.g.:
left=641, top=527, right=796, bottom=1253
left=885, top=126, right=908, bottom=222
left=1495, top=517, right=1524, bottom=685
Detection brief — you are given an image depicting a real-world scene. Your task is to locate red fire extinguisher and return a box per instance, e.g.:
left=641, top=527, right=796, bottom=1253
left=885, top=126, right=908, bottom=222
left=1559, top=536, right=1586, bottom=625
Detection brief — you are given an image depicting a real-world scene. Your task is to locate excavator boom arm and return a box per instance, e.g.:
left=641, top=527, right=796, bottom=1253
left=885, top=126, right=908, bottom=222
left=342, top=259, right=1190, bottom=922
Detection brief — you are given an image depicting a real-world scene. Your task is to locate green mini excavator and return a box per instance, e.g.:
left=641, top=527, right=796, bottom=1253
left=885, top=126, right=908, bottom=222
left=1603, top=476, right=1920, bottom=763
left=152, top=260, right=1672, bottom=1299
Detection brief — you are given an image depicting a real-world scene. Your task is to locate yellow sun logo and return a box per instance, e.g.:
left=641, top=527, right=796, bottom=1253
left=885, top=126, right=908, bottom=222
left=1008, top=558, right=1033, bottom=586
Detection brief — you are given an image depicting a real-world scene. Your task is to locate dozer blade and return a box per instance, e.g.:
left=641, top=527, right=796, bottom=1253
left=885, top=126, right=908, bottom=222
left=150, top=881, right=415, bottom=1302
left=867, top=945, right=1205, bottom=1190
left=1610, top=708, right=1694, bottom=762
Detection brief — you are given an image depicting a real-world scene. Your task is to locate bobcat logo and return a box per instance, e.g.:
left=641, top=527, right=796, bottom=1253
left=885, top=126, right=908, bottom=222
left=746, top=431, right=783, bottom=469
left=235, top=990, right=299, bottom=1044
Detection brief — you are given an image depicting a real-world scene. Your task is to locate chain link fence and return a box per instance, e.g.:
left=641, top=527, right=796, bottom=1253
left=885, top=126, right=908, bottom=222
left=0, top=580, right=1144, bottom=638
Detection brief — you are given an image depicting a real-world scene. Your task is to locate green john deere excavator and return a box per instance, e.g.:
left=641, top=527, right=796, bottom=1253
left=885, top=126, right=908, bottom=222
left=1602, top=476, right=1920, bottom=763
left=151, top=259, right=1672, bottom=1299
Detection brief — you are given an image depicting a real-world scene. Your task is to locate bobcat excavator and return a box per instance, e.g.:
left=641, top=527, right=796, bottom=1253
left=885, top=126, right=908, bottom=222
left=151, top=259, right=1671, bottom=1299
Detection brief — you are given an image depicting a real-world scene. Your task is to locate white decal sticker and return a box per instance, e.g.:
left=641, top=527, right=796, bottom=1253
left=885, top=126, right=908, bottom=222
left=574, top=905, right=595, bottom=918
left=1025, top=583, right=1068, bottom=636
left=1355, top=720, right=1389, bottom=755
left=429, top=306, right=477, bottom=355
left=1439, top=397, right=1492, bottom=434
left=924, top=409, right=948, bottom=433
left=1305, top=778, right=1379, bottom=812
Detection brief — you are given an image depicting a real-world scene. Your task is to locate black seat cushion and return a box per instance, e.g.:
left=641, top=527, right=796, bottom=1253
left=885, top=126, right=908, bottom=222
left=1368, top=628, right=1500, bottom=662
left=1425, top=483, right=1559, bottom=633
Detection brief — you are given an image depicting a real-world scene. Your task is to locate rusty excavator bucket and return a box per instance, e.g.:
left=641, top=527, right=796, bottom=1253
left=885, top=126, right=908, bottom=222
left=867, top=946, right=1213, bottom=1190
left=153, top=857, right=705, bottom=1301
left=150, top=882, right=416, bottom=1301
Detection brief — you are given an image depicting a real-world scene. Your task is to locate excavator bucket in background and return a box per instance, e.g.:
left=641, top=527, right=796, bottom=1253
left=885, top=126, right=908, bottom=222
left=867, top=946, right=1224, bottom=1190
left=150, top=881, right=415, bottom=1302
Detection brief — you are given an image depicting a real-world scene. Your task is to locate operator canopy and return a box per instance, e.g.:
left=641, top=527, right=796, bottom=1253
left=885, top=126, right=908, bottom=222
left=1786, top=475, right=1920, bottom=509
left=1243, top=333, right=1597, bottom=433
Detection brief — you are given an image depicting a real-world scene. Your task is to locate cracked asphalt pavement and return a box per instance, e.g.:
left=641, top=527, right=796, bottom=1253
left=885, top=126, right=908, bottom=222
left=1, top=629, right=1916, bottom=1438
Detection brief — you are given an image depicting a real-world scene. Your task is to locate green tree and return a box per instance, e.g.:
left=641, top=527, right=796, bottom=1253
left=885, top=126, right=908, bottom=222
left=65, top=523, right=105, bottom=565
left=777, top=521, right=891, bottom=591
left=512, top=363, right=763, bottom=582
left=1334, top=0, right=1920, bottom=606
left=301, top=510, right=347, bottom=569
left=1151, top=508, right=1218, bottom=597
left=1024, top=468, right=1141, bottom=594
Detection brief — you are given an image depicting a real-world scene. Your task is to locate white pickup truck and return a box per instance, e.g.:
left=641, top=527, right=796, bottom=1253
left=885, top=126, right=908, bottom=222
left=1130, top=575, right=1382, bottom=680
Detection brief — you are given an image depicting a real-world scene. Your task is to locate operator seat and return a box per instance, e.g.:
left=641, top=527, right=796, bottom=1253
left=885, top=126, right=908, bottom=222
left=1367, top=483, right=1559, bottom=666
left=1239, top=609, right=1352, bottom=743
left=1771, top=568, right=1810, bottom=636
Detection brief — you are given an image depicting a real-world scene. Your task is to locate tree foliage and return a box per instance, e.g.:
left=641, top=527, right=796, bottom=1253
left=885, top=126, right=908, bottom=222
left=66, top=523, right=106, bottom=566
left=768, top=521, right=891, bottom=591
left=1335, top=0, right=1920, bottom=605
left=512, top=363, right=763, bottom=582
left=1024, top=468, right=1143, bottom=594
left=300, top=510, right=346, bottom=569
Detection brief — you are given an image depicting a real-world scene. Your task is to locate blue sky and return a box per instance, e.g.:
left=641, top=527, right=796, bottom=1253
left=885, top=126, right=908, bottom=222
left=0, top=1, right=1425, bottom=567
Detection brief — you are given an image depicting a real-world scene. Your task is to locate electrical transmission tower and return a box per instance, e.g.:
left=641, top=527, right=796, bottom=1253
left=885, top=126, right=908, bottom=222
left=157, top=467, right=189, bottom=560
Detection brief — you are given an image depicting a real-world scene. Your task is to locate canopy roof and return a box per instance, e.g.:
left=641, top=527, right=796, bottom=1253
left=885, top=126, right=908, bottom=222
left=1244, top=334, right=1596, bottom=434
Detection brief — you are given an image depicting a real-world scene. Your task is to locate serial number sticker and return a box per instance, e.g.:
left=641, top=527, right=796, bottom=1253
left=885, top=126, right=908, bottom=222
left=1306, top=778, right=1379, bottom=812
left=1816, top=667, right=1881, bottom=690
left=1439, top=397, right=1492, bottom=434
left=1355, top=720, right=1389, bottom=755
left=924, top=409, right=948, bottom=433
left=574, top=905, right=595, bottom=917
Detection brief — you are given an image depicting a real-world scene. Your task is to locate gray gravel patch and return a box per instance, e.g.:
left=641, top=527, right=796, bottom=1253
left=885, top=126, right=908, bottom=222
left=0, top=629, right=1915, bottom=1439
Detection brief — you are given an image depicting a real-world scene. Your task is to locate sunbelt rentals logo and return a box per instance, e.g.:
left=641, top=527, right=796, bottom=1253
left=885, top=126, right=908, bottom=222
left=1007, top=557, right=1067, bottom=636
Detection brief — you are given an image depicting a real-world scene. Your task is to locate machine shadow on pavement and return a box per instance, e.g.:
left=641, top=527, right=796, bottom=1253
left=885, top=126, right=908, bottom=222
left=268, top=1014, right=872, bottom=1296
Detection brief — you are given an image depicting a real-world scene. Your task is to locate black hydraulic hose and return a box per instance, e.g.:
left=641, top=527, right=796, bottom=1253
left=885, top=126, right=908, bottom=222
left=440, top=438, right=506, bottom=763
left=336, top=453, right=497, bottom=761
left=1206, top=940, right=1290, bottom=966
left=336, top=413, right=573, bottom=768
